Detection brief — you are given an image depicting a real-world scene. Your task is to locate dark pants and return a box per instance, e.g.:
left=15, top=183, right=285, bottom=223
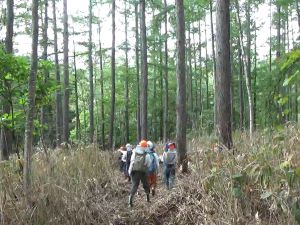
left=164, top=164, right=176, bottom=189
left=130, top=171, right=150, bottom=196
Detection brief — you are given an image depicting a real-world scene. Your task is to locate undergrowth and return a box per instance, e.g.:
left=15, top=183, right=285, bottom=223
left=0, top=125, right=300, bottom=225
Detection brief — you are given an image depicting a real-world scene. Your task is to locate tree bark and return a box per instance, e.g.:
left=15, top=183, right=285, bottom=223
left=276, top=3, right=281, bottom=59
left=163, top=0, right=168, bottom=143
left=124, top=0, right=129, bottom=143
left=73, top=37, right=80, bottom=141
left=52, top=0, right=62, bottom=146
left=24, top=0, right=39, bottom=194
left=209, top=0, right=217, bottom=127
left=88, top=0, right=94, bottom=143
left=40, top=0, right=49, bottom=146
left=140, top=0, right=148, bottom=140
left=62, top=0, right=69, bottom=143
left=1, top=0, right=14, bottom=160
left=215, top=0, right=232, bottom=149
left=109, top=0, right=116, bottom=149
left=98, top=22, right=105, bottom=149
left=175, top=0, right=188, bottom=173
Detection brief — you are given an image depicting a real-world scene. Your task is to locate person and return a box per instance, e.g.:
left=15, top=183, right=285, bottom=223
left=146, top=141, right=160, bottom=196
left=128, top=140, right=152, bottom=207
left=117, top=146, right=127, bottom=173
left=124, top=143, right=133, bottom=182
left=163, top=142, right=177, bottom=190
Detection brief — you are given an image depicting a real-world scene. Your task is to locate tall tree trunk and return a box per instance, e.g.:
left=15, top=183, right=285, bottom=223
left=245, top=2, right=254, bottom=135
left=163, top=0, right=168, bottom=143
left=237, top=26, right=245, bottom=130
left=175, top=0, right=188, bottom=173
left=98, top=22, right=105, bottom=148
left=269, top=0, right=272, bottom=72
left=198, top=20, right=203, bottom=123
left=24, top=0, right=39, bottom=194
left=253, top=22, right=257, bottom=129
left=188, top=24, right=193, bottom=117
left=235, top=0, right=254, bottom=137
left=296, top=0, right=300, bottom=32
left=73, top=38, right=80, bottom=141
left=40, top=0, right=49, bottom=146
left=140, top=0, right=148, bottom=140
left=124, top=0, right=129, bottom=143
left=159, top=25, right=164, bottom=140
left=204, top=19, right=209, bottom=110
left=88, top=0, right=94, bottom=143
left=135, top=3, right=141, bottom=142
left=109, top=0, right=116, bottom=149
left=209, top=0, right=217, bottom=127
left=62, top=0, right=69, bottom=143
left=1, top=0, right=14, bottom=160
left=276, top=3, right=281, bottom=59
left=216, top=0, right=232, bottom=149
left=52, top=0, right=62, bottom=146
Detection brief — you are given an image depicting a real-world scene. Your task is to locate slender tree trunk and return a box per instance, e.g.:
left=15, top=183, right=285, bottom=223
left=62, top=0, right=69, bottom=143
left=73, top=38, right=80, bottom=141
left=98, top=22, right=105, bottom=149
left=163, top=0, right=168, bottom=143
left=235, top=0, right=254, bottom=137
left=24, top=0, right=39, bottom=194
left=109, top=0, right=116, bottom=149
left=276, top=4, right=281, bottom=59
left=135, top=3, right=141, bottom=141
left=204, top=19, right=209, bottom=110
left=209, top=0, right=217, bottom=127
left=253, top=22, right=257, bottom=129
left=237, top=27, right=245, bottom=130
left=40, top=0, right=49, bottom=146
left=188, top=24, right=193, bottom=117
left=198, top=20, right=203, bottom=122
left=296, top=0, right=300, bottom=32
left=269, top=0, right=272, bottom=72
left=159, top=25, right=164, bottom=140
left=124, top=0, right=129, bottom=143
left=52, top=0, right=62, bottom=146
left=1, top=0, right=14, bottom=160
left=175, top=0, right=188, bottom=173
left=216, top=0, right=232, bottom=149
left=88, top=0, right=94, bottom=143
left=140, top=0, right=148, bottom=140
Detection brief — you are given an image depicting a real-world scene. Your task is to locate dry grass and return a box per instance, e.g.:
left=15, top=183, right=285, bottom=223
left=1, top=125, right=300, bottom=225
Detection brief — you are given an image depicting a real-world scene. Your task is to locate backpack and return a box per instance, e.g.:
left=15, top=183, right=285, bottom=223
left=132, top=152, right=147, bottom=172
left=164, top=151, right=176, bottom=165
left=126, top=150, right=132, bottom=166
left=148, top=152, right=157, bottom=173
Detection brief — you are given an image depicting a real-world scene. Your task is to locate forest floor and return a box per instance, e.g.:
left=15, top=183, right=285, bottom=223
left=1, top=125, right=300, bottom=225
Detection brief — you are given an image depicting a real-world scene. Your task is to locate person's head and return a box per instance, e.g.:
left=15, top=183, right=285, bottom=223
left=139, top=140, right=148, bottom=149
left=126, top=143, right=132, bottom=150
left=147, top=141, right=154, bottom=150
left=168, top=142, right=175, bottom=150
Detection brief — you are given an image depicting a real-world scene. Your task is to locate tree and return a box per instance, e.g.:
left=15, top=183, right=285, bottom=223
left=163, top=0, right=169, bottom=143
left=62, top=0, right=70, bottom=143
left=175, top=0, right=188, bottom=173
left=0, top=0, right=14, bottom=160
left=109, top=0, right=116, bottom=149
left=215, top=0, right=232, bottom=149
left=124, top=0, right=129, bottom=143
left=140, top=0, right=148, bottom=140
left=40, top=0, right=49, bottom=145
left=135, top=2, right=141, bottom=141
left=23, top=0, right=39, bottom=193
left=88, top=0, right=94, bottom=143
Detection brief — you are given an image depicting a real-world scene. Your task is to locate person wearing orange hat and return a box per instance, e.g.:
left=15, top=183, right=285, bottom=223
left=163, top=142, right=177, bottom=190
left=128, top=140, right=152, bottom=207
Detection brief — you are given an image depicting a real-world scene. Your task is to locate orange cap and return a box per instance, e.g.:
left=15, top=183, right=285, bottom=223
left=139, top=140, right=148, bottom=148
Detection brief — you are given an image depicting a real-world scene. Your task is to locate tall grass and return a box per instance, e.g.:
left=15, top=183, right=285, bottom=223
left=0, top=125, right=300, bottom=224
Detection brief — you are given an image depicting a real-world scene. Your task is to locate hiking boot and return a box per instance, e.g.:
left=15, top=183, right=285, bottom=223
left=152, top=189, right=155, bottom=196
left=146, top=194, right=150, bottom=203
left=128, top=195, right=133, bottom=208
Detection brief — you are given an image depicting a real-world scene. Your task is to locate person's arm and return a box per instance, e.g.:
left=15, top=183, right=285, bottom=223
left=128, top=151, right=135, bottom=176
left=145, top=153, right=152, bottom=168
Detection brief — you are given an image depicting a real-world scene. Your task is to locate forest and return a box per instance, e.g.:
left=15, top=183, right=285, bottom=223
left=0, top=0, right=300, bottom=224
